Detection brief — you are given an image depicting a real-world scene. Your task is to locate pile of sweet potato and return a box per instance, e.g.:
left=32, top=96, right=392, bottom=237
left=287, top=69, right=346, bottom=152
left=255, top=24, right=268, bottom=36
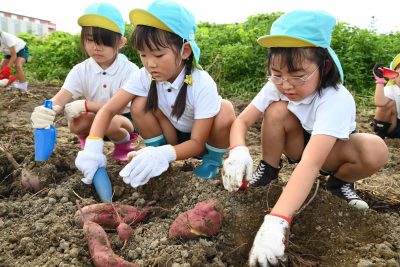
left=76, top=199, right=223, bottom=266
left=75, top=203, right=149, bottom=267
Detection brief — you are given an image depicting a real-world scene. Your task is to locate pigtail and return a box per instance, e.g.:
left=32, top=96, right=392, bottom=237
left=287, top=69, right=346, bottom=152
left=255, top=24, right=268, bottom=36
left=171, top=54, right=194, bottom=119
left=145, top=79, right=159, bottom=112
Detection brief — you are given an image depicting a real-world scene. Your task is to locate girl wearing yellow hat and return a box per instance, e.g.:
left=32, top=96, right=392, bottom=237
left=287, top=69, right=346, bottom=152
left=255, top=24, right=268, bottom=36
left=31, top=3, right=140, bottom=172
left=221, top=9, right=388, bottom=266
left=75, top=0, right=235, bottom=186
left=371, top=53, right=400, bottom=138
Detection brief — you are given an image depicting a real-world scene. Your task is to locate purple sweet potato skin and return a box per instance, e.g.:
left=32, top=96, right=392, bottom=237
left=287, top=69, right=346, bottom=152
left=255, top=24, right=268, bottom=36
left=83, top=221, right=138, bottom=267
left=75, top=203, right=148, bottom=228
left=169, top=199, right=223, bottom=239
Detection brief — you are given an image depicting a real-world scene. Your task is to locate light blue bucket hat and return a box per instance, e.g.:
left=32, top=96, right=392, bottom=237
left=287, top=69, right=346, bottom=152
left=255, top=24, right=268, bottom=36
left=257, top=10, right=344, bottom=81
left=78, top=2, right=125, bottom=35
left=129, top=0, right=200, bottom=63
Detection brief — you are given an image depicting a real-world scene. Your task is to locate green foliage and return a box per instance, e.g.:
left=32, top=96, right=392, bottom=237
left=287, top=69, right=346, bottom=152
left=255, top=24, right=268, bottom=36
left=23, top=31, right=82, bottom=83
left=22, top=13, right=399, bottom=104
left=332, top=22, right=399, bottom=95
left=195, top=13, right=281, bottom=98
left=121, top=23, right=142, bottom=67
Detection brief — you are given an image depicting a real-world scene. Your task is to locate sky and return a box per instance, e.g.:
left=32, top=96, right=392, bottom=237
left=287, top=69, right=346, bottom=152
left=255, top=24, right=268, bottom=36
left=1, top=0, right=399, bottom=34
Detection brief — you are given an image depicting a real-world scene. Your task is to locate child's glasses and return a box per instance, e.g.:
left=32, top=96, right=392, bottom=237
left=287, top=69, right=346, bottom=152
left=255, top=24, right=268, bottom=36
left=267, top=65, right=320, bottom=86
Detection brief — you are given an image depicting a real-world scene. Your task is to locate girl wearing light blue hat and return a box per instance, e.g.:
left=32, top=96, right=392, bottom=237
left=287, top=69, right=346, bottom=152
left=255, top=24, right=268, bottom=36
left=75, top=0, right=236, bottom=187
left=221, top=10, right=388, bottom=266
left=31, top=3, right=140, bottom=172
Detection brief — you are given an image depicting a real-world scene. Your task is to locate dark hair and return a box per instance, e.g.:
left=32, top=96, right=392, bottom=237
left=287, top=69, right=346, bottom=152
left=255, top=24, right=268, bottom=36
left=131, top=25, right=193, bottom=119
left=80, top=26, right=122, bottom=57
left=267, top=47, right=340, bottom=93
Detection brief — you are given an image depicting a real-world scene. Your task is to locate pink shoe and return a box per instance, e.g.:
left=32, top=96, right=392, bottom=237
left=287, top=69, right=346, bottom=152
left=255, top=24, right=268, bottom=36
left=130, top=132, right=139, bottom=141
left=78, top=135, right=87, bottom=149
left=112, top=141, right=136, bottom=161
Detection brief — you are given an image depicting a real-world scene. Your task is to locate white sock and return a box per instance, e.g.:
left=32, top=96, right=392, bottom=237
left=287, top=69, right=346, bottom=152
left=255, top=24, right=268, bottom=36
left=111, top=132, right=130, bottom=144
left=15, top=82, right=28, bottom=91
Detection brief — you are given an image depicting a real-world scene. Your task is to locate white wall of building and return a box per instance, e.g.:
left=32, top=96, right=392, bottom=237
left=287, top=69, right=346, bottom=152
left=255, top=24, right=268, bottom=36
left=0, top=11, right=55, bottom=36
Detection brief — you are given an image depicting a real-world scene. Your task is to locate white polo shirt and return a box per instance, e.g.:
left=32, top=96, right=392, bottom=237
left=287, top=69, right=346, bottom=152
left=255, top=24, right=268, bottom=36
left=252, top=81, right=356, bottom=140
left=0, top=32, right=26, bottom=55
left=384, top=84, right=400, bottom=119
left=123, top=67, right=221, bottom=133
left=62, top=54, right=139, bottom=114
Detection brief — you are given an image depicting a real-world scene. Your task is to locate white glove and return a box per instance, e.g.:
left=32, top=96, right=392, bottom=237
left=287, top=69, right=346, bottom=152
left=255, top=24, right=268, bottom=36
left=222, top=146, right=253, bottom=192
left=119, top=145, right=176, bottom=188
left=64, top=100, right=87, bottom=121
left=75, top=138, right=107, bottom=184
left=249, top=214, right=290, bottom=267
left=31, top=105, right=57, bottom=129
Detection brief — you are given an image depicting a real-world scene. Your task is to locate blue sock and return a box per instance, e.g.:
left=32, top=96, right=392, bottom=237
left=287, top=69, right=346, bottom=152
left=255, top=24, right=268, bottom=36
left=143, top=134, right=167, bottom=147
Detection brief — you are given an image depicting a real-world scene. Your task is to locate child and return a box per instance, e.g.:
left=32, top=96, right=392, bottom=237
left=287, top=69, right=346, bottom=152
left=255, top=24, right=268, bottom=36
left=30, top=2, right=139, bottom=165
left=221, top=10, right=388, bottom=266
left=75, top=0, right=236, bottom=186
left=371, top=53, right=400, bottom=138
left=0, top=31, right=29, bottom=90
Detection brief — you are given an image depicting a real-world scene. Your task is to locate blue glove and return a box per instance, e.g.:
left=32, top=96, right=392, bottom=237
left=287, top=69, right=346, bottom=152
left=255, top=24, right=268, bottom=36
left=75, top=138, right=107, bottom=184
left=119, top=145, right=176, bottom=188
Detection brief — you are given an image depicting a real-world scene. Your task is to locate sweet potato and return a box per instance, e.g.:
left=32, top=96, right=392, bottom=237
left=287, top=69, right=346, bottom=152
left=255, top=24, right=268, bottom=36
left=75, top=203, right=149, bottom=229
left=168, top=198, right=223, bottom=239
left=117, top=223, right=133, bottom=243
left=83, top=220, right=138, bottom=267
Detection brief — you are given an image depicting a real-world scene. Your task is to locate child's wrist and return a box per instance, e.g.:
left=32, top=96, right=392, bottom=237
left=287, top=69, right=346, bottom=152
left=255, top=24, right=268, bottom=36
left=229, top=145, right=245, bottom=152
left=269, top=213, right=293, bottom=224
left=84, top=100, right=89, bottom=112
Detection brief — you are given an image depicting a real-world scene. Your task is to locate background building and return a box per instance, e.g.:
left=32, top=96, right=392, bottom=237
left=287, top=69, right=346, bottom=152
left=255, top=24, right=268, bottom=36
left=0, top=11, right=56, bottom=36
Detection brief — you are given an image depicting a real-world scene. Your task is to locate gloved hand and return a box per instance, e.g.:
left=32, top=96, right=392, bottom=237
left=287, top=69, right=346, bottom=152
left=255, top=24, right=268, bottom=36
left=373, top=63, right=387, bottom=84
left=0, top=66, right=11, bottom=79
left=249, top=214, right=291, bottom=267
left=75, top=138, right=107, bottom=184
left=222, top=146, right=253, bottom=192
left=119, top=145, right=176, bottom=188
left=31, top=105, right=57, bottom=129
left=64, top=100, right=87, bottom=121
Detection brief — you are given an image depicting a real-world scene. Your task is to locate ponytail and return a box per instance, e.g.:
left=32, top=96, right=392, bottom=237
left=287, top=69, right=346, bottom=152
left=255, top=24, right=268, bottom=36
left=172, top=54, right=193, bottom=119
left=145, top=79, right=158, bottom=112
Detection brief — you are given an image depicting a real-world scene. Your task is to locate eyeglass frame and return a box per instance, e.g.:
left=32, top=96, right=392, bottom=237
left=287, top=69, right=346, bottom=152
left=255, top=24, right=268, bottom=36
left=267, top=65, right=320, bottom=86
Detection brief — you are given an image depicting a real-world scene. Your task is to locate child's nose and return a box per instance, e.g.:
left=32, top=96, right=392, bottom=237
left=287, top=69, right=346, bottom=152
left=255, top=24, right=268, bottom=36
left=93, top=43, right=103, bottom=51
left=282, top=79, right=294, bottom=89
left=147, top=59, right=157, bottom=68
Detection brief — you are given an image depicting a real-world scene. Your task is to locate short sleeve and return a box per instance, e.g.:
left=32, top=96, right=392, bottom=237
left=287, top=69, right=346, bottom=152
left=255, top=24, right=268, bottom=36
left=312, top=92, right=356, bottom=139
left=251, top=82, right=281, bottom=112
left=122, top=68, right=151, bottom=97
left=193, top=74, right=221, bottom=119
left=62, top=66, right=83, bottom=99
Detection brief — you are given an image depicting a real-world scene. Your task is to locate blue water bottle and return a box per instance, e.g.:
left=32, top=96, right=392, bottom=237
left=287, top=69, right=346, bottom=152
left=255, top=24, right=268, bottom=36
left=34, top=100, right=57, bottom=161
left=92, top=167, right=112, bottom=203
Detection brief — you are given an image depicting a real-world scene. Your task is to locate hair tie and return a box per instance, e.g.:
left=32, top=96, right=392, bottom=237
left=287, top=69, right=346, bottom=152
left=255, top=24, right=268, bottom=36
left=184, top=74, right=193, bottom=86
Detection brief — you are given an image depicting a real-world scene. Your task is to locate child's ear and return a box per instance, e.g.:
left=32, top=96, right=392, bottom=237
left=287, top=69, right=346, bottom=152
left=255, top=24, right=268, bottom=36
left=119, top=36, right=127, bottom=49
left=181, top=42, right=192, bottom=60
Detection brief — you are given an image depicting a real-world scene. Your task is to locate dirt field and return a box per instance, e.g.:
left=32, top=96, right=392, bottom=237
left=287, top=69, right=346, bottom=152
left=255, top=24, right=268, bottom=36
left=0, top=84, right=399, bottom=267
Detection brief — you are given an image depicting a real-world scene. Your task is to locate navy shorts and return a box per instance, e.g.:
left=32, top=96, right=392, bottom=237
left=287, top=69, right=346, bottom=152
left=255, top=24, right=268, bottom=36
left=386, top=119, right=400, bottom=138
left=177, top=130, right=191, bottom=144
left=5, top=45, right=29, bottom=62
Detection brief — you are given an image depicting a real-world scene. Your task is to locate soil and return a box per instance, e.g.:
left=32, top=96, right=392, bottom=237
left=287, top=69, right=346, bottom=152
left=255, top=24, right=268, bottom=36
left=0, top=84, right=399, bottom=267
